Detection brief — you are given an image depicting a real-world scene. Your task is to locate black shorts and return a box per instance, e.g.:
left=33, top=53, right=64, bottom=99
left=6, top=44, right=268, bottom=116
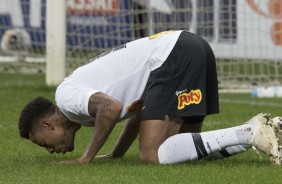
left=142, top=31, right=219, bottom=122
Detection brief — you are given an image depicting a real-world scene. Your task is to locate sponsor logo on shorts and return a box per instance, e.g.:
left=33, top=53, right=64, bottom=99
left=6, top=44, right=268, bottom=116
left=177, top=89, right=202, bottom=110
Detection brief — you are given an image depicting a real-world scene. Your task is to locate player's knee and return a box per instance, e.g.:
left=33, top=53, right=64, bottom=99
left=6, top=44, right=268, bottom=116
left=139, top=147, right=159, bottom=164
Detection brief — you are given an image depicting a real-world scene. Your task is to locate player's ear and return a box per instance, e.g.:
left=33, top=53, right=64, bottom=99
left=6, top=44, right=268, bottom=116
left=42, top=120, right=55, bottom=130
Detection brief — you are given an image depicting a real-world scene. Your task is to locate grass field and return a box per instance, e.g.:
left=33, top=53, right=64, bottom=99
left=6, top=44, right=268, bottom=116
left=1, top=73, right=282, bottom=184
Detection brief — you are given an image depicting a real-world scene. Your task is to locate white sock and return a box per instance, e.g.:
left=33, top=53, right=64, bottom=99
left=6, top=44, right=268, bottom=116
left=207, top=145, right=251, bottom=159
left=158, top=124, right=253, bottom=164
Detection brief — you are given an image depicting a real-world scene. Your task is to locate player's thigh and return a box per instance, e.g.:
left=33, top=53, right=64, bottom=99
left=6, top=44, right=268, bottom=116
left=139, top=116, right=182, bottom=163
left=178, top=123, right=203, bottom=133
left=178, top=116, right=205, bottom=133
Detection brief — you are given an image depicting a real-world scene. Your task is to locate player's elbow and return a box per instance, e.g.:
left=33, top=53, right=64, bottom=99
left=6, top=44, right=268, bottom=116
left=88, top=92, right=122, bottom=119
left=102, top=99, right=122, bottom=122
left=110, top=99, right=122, bottom=116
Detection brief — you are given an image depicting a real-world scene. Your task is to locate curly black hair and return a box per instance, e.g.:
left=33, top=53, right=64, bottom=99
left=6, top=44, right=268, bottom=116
left=18, top=97, right=54, bottom=139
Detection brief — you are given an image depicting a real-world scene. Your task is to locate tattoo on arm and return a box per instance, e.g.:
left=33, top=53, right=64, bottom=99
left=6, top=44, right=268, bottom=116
left=82, top=94, right=122, bottom=161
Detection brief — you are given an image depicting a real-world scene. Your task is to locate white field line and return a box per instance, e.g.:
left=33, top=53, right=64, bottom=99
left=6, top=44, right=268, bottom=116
left=219, top=98, right=282, bottom=107
left=0, top=56, right=45, bottom=63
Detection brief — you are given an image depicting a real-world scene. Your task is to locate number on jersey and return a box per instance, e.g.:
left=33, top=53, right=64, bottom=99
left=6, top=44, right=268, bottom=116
left=149, top=30, right=176, bottom=39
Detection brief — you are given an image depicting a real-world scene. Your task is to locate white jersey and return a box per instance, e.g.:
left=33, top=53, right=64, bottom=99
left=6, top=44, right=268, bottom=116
left=55, top=30, right=183, bottom=126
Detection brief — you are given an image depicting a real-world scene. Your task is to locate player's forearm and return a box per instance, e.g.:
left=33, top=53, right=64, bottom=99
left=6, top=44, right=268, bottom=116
left=80, top=121, right=115, bottom=161
left=80, top=100, right=122, bottom=161
left=111, top=115, right=141, bottom=158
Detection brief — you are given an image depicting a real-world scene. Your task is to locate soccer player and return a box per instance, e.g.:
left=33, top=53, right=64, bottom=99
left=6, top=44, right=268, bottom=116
left=18, top=30, right=282, bottom=165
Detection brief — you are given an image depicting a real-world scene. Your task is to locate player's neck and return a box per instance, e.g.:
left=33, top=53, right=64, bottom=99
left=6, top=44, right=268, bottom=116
left=55, top=105, right=81, bottom=130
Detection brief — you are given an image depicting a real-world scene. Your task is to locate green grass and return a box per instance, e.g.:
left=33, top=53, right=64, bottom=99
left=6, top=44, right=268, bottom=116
left=1, top=73, right=282, bottom=184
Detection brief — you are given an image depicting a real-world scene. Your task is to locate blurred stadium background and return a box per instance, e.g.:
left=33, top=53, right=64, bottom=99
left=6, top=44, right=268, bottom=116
left=0, top=0, right=281, bottom=89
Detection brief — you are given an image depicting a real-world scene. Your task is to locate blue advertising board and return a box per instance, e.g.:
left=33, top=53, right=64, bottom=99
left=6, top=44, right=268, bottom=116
left=0, top=0, right=133, bottom=50
left=0, top=0, right=237, bottom=50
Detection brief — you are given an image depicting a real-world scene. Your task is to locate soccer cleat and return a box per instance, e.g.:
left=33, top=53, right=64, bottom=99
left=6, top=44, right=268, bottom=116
left=270, top=117, right=282, bottom=145
left=247, top=113, right=282, bottom=165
